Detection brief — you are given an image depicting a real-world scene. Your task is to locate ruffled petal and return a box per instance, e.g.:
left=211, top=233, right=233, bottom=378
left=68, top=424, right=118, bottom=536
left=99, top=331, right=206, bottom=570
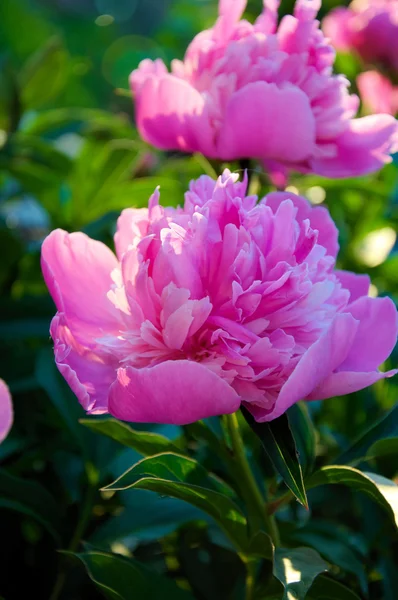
left=114, top=208, right=149, bottom=260
left=250, top=312, right=358, bottom=421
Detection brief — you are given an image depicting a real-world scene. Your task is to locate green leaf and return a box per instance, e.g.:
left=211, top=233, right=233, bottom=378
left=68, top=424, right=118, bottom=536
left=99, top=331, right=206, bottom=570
left=366, top=437, right=398, bottom=461
left=19, top=37, right=69, bottom=109
left=72, top=550, right=194, bottom=599
left=289, top=523, right=367, bottom=594
left=91, top=490, right=209, bottom=546
left=68, top=139, right=141, bottom=224
left=306, top=466, right=398, bottom=527
left=273, top=546, right=328, bottom=600
left=185, top=420, right=231, bottom=465
left=287, top=403, right=316, bottom=476
left=80, top=418, right=180, bottom=456
left=23, top=108, right=130, bottom=136
left=102, top=452, right=249, bottom=551
left=307, top=575, right=361, bottom=600
left=336, top=405, right=398, bottom=465
left=241, top=407, right=308, bottom=507
left=0, top=469, right=60, bottom=541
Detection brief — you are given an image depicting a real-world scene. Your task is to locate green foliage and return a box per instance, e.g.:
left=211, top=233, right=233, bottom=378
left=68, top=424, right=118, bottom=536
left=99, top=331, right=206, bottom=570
left=242, top=407, right=308, bottom=507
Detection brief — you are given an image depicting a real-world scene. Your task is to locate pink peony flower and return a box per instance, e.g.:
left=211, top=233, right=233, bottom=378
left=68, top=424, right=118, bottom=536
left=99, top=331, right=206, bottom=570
left=0, top=379, right=13, bottom=443
left=357, top=71, right=398, bottom=115
left=130, top=0, right=398, bottom=180
left=41, top=171, right=397, bottom=424
left=323, top=0, right=398, bottom=72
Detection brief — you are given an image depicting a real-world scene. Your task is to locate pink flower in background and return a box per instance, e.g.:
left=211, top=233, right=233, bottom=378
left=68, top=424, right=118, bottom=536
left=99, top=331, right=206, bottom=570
left=323, top=0, right=398, bottom=72
left=130, top=0, right=398, bottom=180
left=324, top=1, right=398, bottom=116
left=0, top=379, right=13, bottom=443
left=41, top=171, right=397, bottom=424
left=357, top=71, right=398, bottom=115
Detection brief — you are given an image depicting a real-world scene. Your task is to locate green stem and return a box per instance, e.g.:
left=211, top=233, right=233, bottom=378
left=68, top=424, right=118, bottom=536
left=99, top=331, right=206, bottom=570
left=224, top=412, right=280, bottom=547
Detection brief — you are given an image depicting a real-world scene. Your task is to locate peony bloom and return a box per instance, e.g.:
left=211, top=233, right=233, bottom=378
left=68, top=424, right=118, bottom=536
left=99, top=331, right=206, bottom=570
left=41, top=171, right=397, bottom=424
left=324, top=1, right=398, bottom=116
left=0, top=379, right=13, bottom=443
left=357, top=71, right=398, bottom=116
left=323, top=0, right=398, bottom=72
left=130, top=0, right=398, bottom=180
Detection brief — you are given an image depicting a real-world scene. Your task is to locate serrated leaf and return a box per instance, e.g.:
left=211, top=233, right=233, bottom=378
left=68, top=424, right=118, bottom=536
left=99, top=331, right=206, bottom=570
left=273, top=546, right=328, bottom=600
left=336, top=405, right=398, bottom=466
left=241, top=407, right=308, bottom=507
left=0, top=469, right=60, bottom=541
left=306, top=466, right=398, bottom=527
left=80, top=418, right=180, bottom=456
left=72, top=550, right=193, bottom=600
left=103, top=452, right=250, bottom=552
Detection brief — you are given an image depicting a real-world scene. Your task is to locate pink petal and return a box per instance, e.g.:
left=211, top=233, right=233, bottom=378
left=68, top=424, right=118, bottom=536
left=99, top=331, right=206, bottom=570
left=335, top=270, right=370, bottom=303
left=216, top=0, right=247, bottom=39
left=357, top=71, right=396, bottom=116
left=108, top=360, right=240, bottom=424
left=264, top=192, right=339, bottom=257
left=217, top=82, right=316, bottom=162
left=51, top=315, right=116, bottom=413
left=132, top=74, right=215, bottom=155
left=306, top=369, right=397, bottom=401
left=311, top=115, right=398, bottom=177
left=252, top=312, right=358, bottom=421
left=341, top=296, right=398, bottom=372
left=114, top=208, right=149, bottom=260
left=322, top=8, right=354, bottom=52
left=0, top=379, right=13, bottom=444
left=41, top=229, right=121, bottom=344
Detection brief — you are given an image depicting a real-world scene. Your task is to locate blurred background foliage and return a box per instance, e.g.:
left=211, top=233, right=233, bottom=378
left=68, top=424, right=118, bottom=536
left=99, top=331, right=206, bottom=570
left=0, top=1, right=397, bottom=599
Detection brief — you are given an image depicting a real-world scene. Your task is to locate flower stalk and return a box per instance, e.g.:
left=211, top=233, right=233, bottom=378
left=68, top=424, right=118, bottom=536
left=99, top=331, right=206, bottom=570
left=224, top=412, right=280, bottom=547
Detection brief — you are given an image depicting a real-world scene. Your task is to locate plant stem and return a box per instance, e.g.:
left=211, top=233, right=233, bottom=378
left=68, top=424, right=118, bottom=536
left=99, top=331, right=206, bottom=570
left=224, top=412, right=280, bottom=547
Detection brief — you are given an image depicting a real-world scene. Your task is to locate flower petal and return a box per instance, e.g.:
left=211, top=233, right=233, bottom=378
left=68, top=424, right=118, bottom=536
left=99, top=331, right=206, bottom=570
left=114, top=208, right=149, bottom=260
left=41, top=229, right=120, bottom=344
left=264, top=192, right=339, bottom=257
left=341, top=296, right=398, bottom=372
left=0, top=380, right=13, bottom=444
left=109, top=360, right=240, bottom=424
left=311, top=115, right=398, bottom=177
left=217, top=81, right=316, bottom=162
left=252, top=312, right=358, bottom=421
left=132, top=74, right=215, bottom=155
left=51, top=315, right=116, bottom=414
left=335, top=270, right=370, bottom=303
